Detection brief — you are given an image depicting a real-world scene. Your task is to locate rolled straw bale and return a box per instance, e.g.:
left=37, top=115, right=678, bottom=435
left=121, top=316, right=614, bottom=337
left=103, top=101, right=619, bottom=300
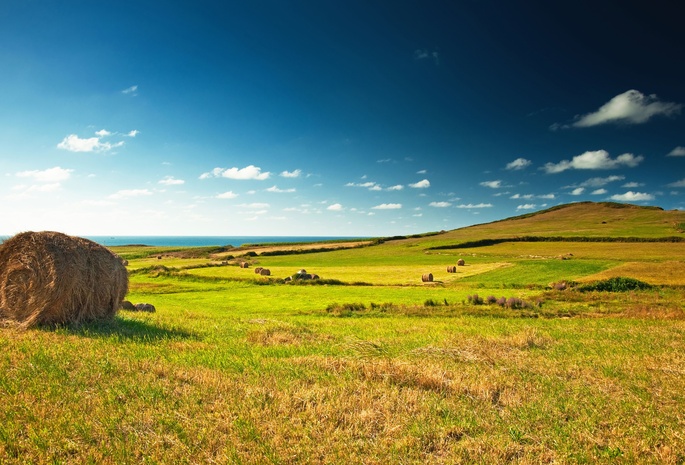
left=457, top=259, right=465, bottom=266
left=259, top=268, right=271, bottom=276
left=422, top=273, right=433, bottom=282
left=134, top=303, right=156, bottom=312
left=121, top=300, right=136, bottom=310
left=0, top=231, right=128, bottom=328
left=447, top=265, right=457, bottom=273
left=240, top=262, right=250, bottom=268
left=254, top=267, right=264, bottom=274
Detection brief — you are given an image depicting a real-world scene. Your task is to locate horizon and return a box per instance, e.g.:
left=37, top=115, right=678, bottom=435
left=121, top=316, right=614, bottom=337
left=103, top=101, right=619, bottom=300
left=1, top=1, right=684, bottom=237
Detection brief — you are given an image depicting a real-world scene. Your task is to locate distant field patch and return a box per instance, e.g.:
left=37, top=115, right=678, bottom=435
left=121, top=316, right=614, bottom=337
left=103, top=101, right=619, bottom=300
left=577, top=261, right=685, bottom=286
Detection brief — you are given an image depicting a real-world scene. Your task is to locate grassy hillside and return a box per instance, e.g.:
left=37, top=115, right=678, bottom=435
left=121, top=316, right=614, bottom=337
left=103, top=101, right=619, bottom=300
left=2, top=202, right=685, bottom=464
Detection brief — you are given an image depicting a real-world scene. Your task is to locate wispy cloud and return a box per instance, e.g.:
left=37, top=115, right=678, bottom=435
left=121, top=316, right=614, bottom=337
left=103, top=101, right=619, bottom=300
left=480, top=180, right=502, bottom=189
left=200, top=165, right=270, bottom=180
left=570, top=187, right=585, bottom=196
left=158, top=176, right=185, bottom=186
left=216, top=191, right=238, bottom=199
left=553, top=90, right=682, bottom=129
left=667, top=179, right=685, bottom=188
left=57, top=132, right=125, bottom=153
left=108, top=189, right=152, bottom=199
left=667, top=146, right=685, bottom=157
left=429, top=201, right=452, bottom=208
left=610, top=191, right=655, bottom=201
left=266, top=185, right=296, bottom=193
left=506, top=158, right=532, bottom=170
left=414, top=49, right=440, bottom=66
left=579, top=175, right=625, bottom=187
left=16, top=166, right=73, bottom=182
left=543, top=150, right=643, bottom=174
left=591, top=189, right=607, bottom=195
left=516, top=204, right=536, bottom=210
left=387, top=185, right=404, bottom=191
left=409, top=179, right=430, bottom=188
left=372, top=203, right=402, bottom=210
left=510, top=193, right=534, bottom=200
left=280, top=169, right=302, bottom=178
left=456, top=203, right=493, bottom=209
left=327, top=203, right=343, bottom=211
left=122, top=85, right=138, bottom=95
left=127, top=130, right=139, bottom=137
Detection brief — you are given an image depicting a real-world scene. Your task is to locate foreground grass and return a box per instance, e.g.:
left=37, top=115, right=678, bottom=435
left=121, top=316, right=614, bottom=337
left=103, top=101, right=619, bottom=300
left=2, top=209, right=685, bottom=463
left=2, top=276, right=684, bottom=463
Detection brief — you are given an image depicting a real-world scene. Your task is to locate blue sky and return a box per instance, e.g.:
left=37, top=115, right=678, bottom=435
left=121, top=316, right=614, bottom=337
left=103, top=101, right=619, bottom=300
left=1, top=1, right=684, bottom=236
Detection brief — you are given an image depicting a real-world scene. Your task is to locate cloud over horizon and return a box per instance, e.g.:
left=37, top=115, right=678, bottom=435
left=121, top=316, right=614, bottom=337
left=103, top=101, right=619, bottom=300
left=543, top=150, right=643, bottom=174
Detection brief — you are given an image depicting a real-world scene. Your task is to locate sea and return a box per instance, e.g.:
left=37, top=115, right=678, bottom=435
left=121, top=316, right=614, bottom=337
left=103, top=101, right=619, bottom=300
left=82, top=236, right=370, bottom=247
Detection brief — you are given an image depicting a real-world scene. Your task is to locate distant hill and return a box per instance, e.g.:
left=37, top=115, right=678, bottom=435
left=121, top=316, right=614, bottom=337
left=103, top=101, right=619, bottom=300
left=403, top=202, right=685, bottom=249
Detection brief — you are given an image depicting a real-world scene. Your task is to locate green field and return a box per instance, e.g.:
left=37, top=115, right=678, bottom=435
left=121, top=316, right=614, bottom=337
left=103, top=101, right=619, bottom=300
left=2, top=202, right=685, bottom=464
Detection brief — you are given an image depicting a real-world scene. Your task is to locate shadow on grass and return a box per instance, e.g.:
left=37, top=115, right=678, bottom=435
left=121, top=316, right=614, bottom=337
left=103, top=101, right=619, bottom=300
left=46, top=316, right=199, bottom=342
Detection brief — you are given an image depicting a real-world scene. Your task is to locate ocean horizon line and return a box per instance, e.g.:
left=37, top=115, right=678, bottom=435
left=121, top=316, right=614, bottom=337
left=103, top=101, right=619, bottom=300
left=80, top=235, right=373, bottom=248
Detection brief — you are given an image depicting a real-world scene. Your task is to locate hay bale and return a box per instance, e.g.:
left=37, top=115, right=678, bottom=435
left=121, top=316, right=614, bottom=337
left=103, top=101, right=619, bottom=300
left=311, top=274, right=320, bottom=280
left=0, top=231, right=128, bottom=328
left=447, top=265, right=457, bottom=273
left=259, top=268, right=271, bottom=276
left=254, top=267, right=263, bottom=274
left=422, top=273, right=433, bottom=282
left=121, top=300, right=136, bottom=310
left=240, top=262, right=250, bottom=268
left=457, top=259, right=465, bottom=266
left=134, top=303, right=156, bottom=312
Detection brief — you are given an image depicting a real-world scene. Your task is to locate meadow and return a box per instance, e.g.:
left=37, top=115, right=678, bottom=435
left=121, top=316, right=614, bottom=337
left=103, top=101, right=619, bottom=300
left=1, top=202, right=684, bottom=464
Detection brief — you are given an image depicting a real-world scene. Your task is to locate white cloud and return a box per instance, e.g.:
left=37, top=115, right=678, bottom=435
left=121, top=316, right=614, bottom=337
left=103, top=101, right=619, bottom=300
left=543, top=150, right=643, bottom=174
left=128, top=130, right=140, bottom=137
left=510, top=194, right=534, bottom=199
left=538, top=194, right=556, bottom=199
left=480, top=180, right=502, bottom=189
left=216, top=191, right=238, bottom=199
left=667, top=146, right=685, bottom=157
left=108, top=189, right=152, bottom=199
left=57, top=133, right=125, bottom=153
left=610, top=191, right=655, bottom=201
left=506, top=158, right=532, bottom=170
left=409, top=179, right=430, bottom=188
left=623, top=182, right=643, bottom=188
left=16, top=166, right=73, bottom=182
left=570, top=187, right=585, bottom=196
left=266, top=185, right=296, bottom=193
left=591, top=189, right=607, bottom=195
left=158, top=176, right=185, bottom=186
left=580, top=175, right=625, bottom=187
left=95, top=129, right=111, bottom=137
left=372, top=203, right=402, bottom=210
left=200, top=165, right=270, bottom=180
left=516, top=204, right=536, bottom=210
left=456, top=203, right=493, bottom=209
left=327, top=203, right=343, bottom=211
left=429, top=201, right=452, bottom=208
left=346, top=181, right=379, bottom=190
left=667, top=179, right=685, bottom=188
left=122, top=85, right=138, bottom=95
left=387, top=185, right=404, bottom=191
left=239, top=202, right=270, bottom=209
left=280, top=169, right=302, bottom=178
left=569, top=90, right=682, bottom=128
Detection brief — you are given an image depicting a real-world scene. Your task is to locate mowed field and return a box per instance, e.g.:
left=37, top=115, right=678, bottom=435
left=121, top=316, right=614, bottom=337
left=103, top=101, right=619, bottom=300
left=1, top=202, right=685, bottom=464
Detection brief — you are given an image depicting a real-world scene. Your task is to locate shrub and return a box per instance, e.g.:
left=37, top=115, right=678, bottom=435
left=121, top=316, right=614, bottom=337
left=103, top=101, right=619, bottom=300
left=579, top=277, right=653, bottom=292
left=486, top=295, right=498, bottom=305
left=467, top=294, right=484, bottom=305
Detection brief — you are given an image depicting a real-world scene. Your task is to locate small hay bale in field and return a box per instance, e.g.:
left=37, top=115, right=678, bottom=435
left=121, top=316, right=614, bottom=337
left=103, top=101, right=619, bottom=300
left=259, top=268, right=271, bottom=276
left=134, top=303, right=156, bottom=312
left=121, top=300, right=136, bottom=310
left=457, top=258, right=465, bottom=266
left=121, top=259, right=129, bottom=266
left=422, top=273, right=433, bottom=282
left=0, top=231, right=128, bottom=328
left=311, top=274, right=320, bottom=280
left=447, top=265, right=457, bottom=273
left=254, top=267, right=263, bottom=274
left=240, top=262, right=250, bottom=268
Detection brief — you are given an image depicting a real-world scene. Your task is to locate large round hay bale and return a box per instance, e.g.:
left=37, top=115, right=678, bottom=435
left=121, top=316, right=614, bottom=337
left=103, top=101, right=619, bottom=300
left=457, top=259, right=465, bottom=266
left=0, top=231, right=128, bottom=328
left=259, top=268, right=271, bottom=276
left=254, top=267, right=264, bottom=274
left=447, top=265, right=457, bottom=273
left=422, top=273, right=433, bottom=282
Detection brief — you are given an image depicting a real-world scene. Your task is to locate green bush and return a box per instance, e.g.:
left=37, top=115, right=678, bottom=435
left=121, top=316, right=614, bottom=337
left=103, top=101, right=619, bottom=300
left=579, top=276, right=653, bottom=292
